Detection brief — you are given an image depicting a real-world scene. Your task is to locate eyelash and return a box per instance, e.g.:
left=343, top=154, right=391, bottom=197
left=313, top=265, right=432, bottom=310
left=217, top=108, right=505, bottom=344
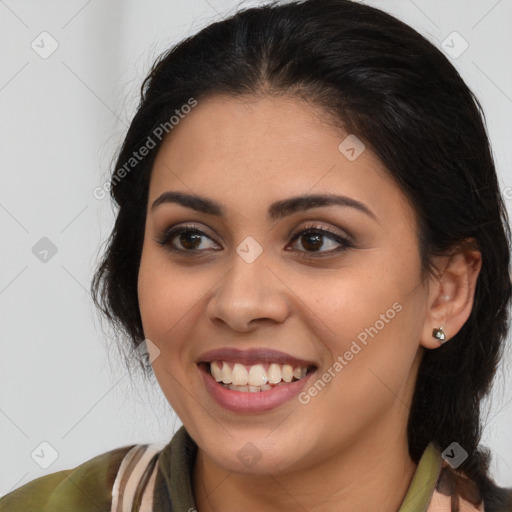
left=155, top=223, right=354, bottom=258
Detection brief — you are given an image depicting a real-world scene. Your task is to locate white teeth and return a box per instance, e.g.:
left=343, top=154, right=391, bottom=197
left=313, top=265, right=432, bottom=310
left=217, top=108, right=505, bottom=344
left=282, top=364, right=293, bottom=383
left=221, top=363, right=232, bottom=384
left=231, top=363, right=249, bottom=386
left=267, top=363, right=282, bottom=384
left=209, top=360, right=310, bottom=391
left=248, top=364, right=267, bottom=387
left=211, top=361, right=223, bottom=382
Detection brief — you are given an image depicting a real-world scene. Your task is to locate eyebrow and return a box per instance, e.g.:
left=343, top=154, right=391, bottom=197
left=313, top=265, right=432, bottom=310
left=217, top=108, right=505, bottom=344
left=151, top=191, right=377, bottom=221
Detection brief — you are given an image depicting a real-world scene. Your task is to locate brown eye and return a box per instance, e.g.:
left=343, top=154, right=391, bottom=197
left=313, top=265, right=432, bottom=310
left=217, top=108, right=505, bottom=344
left=287, top=226, right=353, bottom=256
left=175, top=231, right=203, bottom=250
left=156, top=225, right=220, bottom=253
left=297, top=232, right=325, bottom=251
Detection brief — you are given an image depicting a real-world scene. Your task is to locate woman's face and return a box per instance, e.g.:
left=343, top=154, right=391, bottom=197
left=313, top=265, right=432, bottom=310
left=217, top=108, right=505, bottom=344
left=137, top=94, right=434, bottom=475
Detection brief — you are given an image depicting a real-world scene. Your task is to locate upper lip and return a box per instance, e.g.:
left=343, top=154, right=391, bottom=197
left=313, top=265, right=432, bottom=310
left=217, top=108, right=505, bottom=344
left=197, top=347, right=317, bottom=368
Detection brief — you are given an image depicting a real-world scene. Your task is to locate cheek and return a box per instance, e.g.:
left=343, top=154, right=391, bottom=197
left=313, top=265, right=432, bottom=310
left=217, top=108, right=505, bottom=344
left=310, top=255, right=423, bottom=372
left=137, top=251, right=203, bottom=417
left=305, top=266, right=395, bottom=343
left=298, top=274, right=423, bottom=441
left=137, top=249, right=203, bottom=342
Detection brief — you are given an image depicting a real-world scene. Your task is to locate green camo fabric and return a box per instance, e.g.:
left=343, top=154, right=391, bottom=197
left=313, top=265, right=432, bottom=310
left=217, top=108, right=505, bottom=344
left=0, top=445, right=132, bottom=512
left=398, top=443, right=441, bottom=512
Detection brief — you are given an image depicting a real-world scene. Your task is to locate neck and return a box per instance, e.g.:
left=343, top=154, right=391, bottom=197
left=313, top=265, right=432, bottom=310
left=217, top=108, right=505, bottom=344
left=192, top=419, right=417, bottom=512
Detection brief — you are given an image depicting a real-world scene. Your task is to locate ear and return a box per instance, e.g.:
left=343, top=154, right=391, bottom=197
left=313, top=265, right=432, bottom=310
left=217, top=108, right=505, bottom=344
left=420, top=239, right=482, bottom=349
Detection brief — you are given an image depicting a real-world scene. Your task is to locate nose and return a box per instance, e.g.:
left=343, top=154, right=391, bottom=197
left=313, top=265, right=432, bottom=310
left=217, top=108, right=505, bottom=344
left=206, top=250, right=290, bottom=333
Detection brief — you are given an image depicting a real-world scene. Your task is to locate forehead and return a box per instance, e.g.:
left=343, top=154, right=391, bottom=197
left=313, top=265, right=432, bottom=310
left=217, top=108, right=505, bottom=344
left=148, top=94, right=415, bottom=230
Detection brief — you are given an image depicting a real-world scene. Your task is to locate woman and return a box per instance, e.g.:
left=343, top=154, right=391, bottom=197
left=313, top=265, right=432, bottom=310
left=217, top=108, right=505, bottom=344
left=1, top=0, right=511, bottom=510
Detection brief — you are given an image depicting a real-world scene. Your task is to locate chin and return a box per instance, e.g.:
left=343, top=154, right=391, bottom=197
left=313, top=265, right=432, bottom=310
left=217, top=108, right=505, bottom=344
left=196, top=427, right=313, bottom=476
left=210, top=445, right=297, bottom=475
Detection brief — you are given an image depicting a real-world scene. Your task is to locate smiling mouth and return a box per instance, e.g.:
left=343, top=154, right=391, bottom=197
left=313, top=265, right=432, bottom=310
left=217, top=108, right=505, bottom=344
left=205, top=361, right=316, bottom=392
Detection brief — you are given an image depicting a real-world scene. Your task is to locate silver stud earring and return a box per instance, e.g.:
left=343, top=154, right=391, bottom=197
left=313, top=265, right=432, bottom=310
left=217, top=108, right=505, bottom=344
left=432, top=326, right=447, bottom=343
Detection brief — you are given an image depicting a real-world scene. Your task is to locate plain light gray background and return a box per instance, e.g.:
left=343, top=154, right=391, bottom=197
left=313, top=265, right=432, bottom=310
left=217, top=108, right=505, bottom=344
left=1, top=0, right=511, bottom=496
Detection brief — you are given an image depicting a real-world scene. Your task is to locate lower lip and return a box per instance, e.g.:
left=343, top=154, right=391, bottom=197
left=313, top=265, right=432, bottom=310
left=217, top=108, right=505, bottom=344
left=199, top=364, right=316, bottom=413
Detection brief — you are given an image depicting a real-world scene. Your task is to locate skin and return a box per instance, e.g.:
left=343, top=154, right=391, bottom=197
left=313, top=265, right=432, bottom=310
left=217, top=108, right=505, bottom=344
left=137, top=94, right=482, bottom=511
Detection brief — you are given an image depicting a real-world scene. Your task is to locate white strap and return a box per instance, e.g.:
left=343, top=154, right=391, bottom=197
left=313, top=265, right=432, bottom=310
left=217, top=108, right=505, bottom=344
left=138, top=455, right=160, bottom=512
left=111, top=444, right=162, bottom=512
